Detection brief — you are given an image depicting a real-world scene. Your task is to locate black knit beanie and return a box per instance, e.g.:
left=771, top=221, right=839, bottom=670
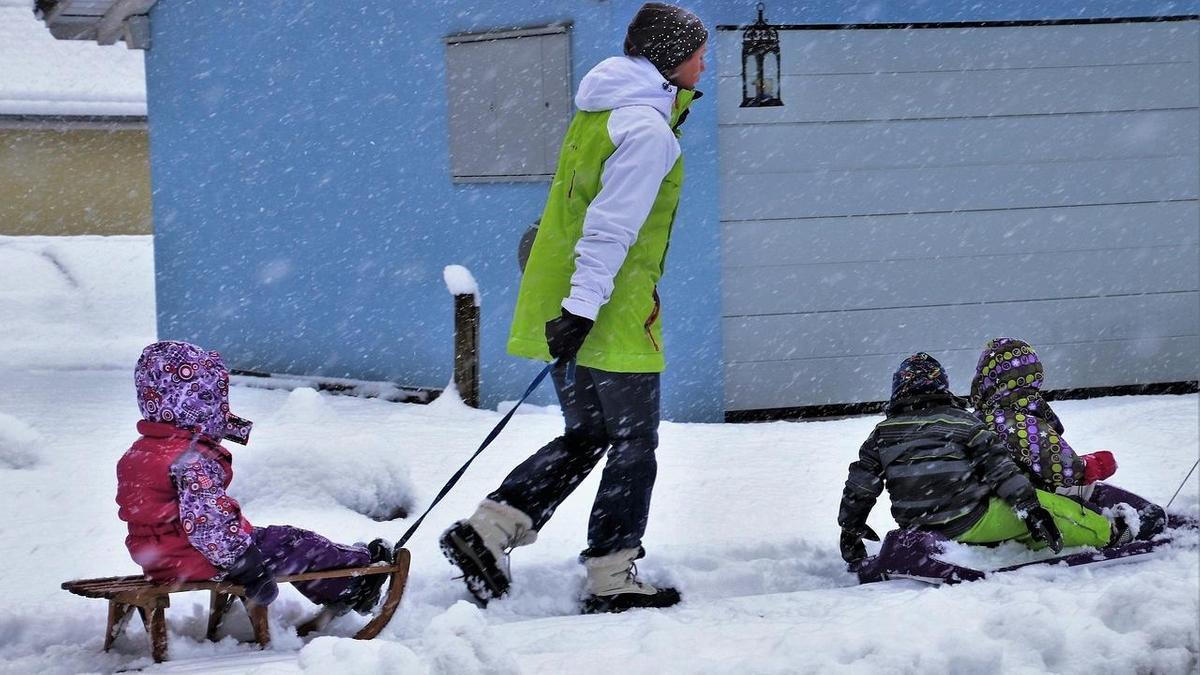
left=623, top=2, right=708, bottom=76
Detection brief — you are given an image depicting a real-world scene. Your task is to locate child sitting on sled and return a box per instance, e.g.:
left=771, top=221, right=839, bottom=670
left=838, top=352, right=1124, bottom=566
left=116, top=341, right=391, bottom=611
left=969, top=337, right=1167, bottom=541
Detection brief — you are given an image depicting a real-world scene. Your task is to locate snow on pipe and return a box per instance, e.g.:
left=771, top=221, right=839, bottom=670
left=443, top=264, right=479, bottom=306
left=443, top=265, right=480, bottom=407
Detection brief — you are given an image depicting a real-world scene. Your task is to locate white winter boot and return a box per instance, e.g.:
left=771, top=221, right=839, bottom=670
left=440, top=499, right=537, bottom=604
left=582, top=548, right=681, bottom=614
left=1106, top=503, right=1139, bottom=546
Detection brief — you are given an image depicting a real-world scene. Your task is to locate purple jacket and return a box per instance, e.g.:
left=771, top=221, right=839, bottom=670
left=969, top=337, right=1086, bottom=489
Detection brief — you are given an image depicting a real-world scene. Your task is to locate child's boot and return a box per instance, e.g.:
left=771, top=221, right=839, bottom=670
left=1136, top=503, right=1167, bottom=540
left=330, top=538, right=393, bottom=615
left=440, top=500, right=537, bottom=604
left=1108, top=507, right=1138, bottom=547
left=581, top=548, right=680, bottom=614
left=1108, top=501, right=1167, bottom=546
left=349, top=538, right=395, bottom=614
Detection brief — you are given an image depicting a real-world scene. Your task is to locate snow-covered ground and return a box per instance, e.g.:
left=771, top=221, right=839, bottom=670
left=0, top=235, right=1196, bottom=674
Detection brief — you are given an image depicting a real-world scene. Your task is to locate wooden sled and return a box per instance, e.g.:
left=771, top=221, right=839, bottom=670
left=62, top=548, right=411, bottom=663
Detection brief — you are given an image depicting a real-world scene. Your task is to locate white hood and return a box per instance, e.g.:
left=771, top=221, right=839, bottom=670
left=574, top=56, right=676, bottom=121
left=560, top=56, right=685, bottom=322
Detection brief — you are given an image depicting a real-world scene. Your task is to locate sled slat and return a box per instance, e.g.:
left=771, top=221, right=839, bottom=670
left=62, top=548, right=412, bottom=662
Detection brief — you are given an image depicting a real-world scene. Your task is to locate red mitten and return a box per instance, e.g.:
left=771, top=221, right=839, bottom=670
left=1082, top=450, right=1117, bottom=484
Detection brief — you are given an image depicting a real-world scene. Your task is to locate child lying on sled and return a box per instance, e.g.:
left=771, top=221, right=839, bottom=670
left=837, top=352, right=1128, bottom=566
left=969, top=336, right=1167, bottom=540
left=116, top=341, right=391, bottom=611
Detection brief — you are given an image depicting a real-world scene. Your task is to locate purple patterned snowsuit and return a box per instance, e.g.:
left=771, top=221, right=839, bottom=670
left=969, top=337, right=1087, bottom=490
left=969, top=337, right=1173, bottom=542
left=118, top=341, right=369, bottom=605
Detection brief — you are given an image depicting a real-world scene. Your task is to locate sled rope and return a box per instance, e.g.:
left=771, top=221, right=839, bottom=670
left=1165, top=458, right=1199, bottom=511
left=396, top=361, right=557, bottom=548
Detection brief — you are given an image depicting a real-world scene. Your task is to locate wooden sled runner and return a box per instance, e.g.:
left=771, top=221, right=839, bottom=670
left=62, top=548, right=411, bottom=663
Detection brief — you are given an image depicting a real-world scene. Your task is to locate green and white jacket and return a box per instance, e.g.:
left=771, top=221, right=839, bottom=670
left=507, top=55, right=699, bottom=373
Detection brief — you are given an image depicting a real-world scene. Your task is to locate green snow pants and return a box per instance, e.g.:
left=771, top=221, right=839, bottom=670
left=956, top=490, right=1112, bottom=549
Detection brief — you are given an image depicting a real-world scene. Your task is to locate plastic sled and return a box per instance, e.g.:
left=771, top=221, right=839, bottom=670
left=854, top=483, right=1195, bottom=586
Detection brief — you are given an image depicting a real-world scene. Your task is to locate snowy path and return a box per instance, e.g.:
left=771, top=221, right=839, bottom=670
left=0, top=236, right=1196, bottom=674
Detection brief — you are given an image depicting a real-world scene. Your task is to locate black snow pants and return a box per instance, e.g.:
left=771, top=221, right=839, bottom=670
left=488, top=362, right=660, bottom=558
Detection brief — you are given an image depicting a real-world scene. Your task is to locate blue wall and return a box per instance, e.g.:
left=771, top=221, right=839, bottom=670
left=146, top=0, right=1193, bottom=421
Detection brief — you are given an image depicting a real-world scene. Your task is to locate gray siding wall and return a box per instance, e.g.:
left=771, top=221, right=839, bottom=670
left=718, top=20, right=1200, bottom=411
left=445, top=27, right=572, bottom=181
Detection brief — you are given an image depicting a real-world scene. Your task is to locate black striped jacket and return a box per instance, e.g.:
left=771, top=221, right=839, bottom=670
left=839, top=401, right=1038, bottom=538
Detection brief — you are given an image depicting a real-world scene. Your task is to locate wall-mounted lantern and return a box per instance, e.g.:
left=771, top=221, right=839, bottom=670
left=741, top=3, right=782, bottom=107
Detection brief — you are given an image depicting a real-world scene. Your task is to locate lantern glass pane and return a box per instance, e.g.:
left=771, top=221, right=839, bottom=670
left=743, top=51, right=758, bottom=100
left=763, top=53, right=780, bottom=98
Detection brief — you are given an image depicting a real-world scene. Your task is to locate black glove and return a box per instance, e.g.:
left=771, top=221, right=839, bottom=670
left=839, top=525, right=880, bottom=564
left=1021, top=505, right=1064, bottom=554
left=545, top=308, right=594, bottom=361
left=225, top=544, right=278, bottom=606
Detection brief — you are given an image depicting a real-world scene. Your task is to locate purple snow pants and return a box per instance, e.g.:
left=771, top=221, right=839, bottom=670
left=252, top=525, right=370, bottom=605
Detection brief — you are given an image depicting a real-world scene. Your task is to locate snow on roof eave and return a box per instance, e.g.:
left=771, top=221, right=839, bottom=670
left=0, top=4, right=147, bottom=117
left=36, top=0, right=157, bottom=50
left=0, top=100, right=147, bottom=118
